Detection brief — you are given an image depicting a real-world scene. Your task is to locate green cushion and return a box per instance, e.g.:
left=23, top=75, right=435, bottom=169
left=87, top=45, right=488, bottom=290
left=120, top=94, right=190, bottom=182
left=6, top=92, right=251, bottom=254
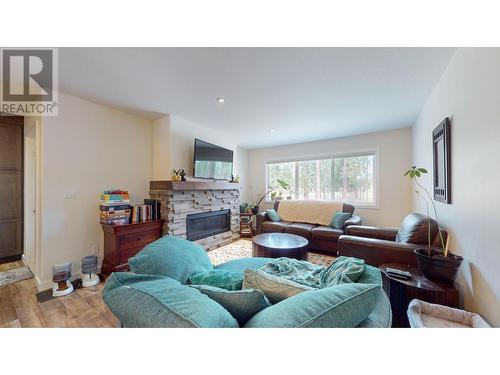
left=189, top=269, right=244, bottom=291
left=128, top=235, right=213, bottom=284
left=243, top=283, right=380, bottom=328
left=190, top=285, right=272, bottom=325
left=357, top=290, right=392, bottom=328
left=215, top=257, right=274, bottom=273
left=102, top=272, right=238, bottom=328
left=330, top=211, right=352, bottom=229
left=265, top=208, right=281, bottom=222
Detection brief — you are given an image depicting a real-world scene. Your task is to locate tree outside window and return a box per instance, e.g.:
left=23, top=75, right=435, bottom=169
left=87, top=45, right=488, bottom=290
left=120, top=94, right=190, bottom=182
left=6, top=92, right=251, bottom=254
left=266, top=154, right=374, bottom=205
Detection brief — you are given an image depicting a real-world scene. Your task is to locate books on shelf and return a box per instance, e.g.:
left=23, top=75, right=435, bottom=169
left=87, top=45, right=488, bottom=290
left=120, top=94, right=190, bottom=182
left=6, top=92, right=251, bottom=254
left=144, top=199, right=161, bottom=221
left=99, top=190, right=160, bottom=225
left=99, top=190, right=131, bottom=225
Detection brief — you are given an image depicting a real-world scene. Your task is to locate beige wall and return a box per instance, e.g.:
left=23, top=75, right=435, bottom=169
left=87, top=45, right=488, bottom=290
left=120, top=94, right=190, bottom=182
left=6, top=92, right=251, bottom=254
left=247, top=128, right=413, bottom=226
left=37, top=93, right=154, bottom=289
left=412, top=48, right=500, bottom=326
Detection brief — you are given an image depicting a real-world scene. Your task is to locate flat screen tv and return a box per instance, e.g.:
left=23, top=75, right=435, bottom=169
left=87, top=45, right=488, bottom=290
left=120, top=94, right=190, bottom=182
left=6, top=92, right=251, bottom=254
left=193, top=139, right=233, bottom=181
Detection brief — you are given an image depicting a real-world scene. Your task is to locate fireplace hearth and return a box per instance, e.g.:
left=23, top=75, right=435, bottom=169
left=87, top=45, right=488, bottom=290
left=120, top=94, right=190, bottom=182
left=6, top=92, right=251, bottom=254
left=186, top=210, right=231, bottom=241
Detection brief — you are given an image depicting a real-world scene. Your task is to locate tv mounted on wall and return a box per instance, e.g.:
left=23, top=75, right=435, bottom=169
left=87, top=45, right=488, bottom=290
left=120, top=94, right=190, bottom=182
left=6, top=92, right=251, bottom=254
left=193, top=139, right=233, bottom=181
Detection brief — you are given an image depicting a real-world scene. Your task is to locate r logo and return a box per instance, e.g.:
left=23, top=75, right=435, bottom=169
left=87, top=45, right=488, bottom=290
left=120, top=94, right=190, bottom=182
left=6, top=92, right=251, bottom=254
left=2, top=49, right=53, bottom=101
left=1, top=48, right=58, bottom=116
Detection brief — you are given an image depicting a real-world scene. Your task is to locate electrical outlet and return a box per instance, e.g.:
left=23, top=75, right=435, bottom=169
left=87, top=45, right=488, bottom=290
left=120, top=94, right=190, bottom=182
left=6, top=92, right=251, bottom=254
left=63, top=189, right=76, bottom=198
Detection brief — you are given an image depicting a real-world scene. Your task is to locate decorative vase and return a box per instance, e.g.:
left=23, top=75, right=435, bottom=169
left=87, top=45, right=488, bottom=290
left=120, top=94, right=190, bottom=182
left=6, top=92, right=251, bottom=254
left=414, top=248, right=463, bottom=284
left=251, top=205, right=259, bottom=215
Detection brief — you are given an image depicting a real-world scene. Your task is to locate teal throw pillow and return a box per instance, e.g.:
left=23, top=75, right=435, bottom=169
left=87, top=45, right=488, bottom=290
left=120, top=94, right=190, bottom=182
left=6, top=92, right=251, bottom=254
left=265, top=208, right=281, bottom=222
left=330, top=211, right=352, bottom=229
left=244, top=283, right=380, bottom=328
left=189, top=285, right=272, bottom=325
left=128, top=235, right=213, bottom=284
left=189, top=269, right=244, bottom=291
left=102, top=272, right=238, bottom=328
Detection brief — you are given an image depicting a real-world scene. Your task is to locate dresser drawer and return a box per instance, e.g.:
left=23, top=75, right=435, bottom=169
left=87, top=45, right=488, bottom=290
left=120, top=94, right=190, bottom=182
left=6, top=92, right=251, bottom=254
left=101, top=220, right=163, bottom=275
left=119, top=230, right=158, bottom=250
left=120, top=246, right=144, bottom=264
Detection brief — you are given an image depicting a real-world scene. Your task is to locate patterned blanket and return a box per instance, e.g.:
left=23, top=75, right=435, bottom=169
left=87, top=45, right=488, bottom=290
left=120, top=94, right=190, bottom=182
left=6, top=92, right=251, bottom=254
left=259, top=256, right=366, bottom=289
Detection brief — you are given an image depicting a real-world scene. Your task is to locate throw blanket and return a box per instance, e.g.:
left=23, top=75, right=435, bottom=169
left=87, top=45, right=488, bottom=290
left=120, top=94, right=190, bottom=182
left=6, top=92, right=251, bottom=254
left=259, top=256, right=366, bottom=289
left=277, top=200, right=343, bottom=226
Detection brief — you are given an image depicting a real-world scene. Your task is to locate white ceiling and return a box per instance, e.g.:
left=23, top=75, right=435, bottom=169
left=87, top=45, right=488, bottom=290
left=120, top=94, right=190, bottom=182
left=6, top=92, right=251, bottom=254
left=59, top=48, right=456, bottom=149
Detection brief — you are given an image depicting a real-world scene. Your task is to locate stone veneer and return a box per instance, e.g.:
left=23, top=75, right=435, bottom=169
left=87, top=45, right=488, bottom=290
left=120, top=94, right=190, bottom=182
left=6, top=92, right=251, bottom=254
left=150, top=181, right=240, bottom=251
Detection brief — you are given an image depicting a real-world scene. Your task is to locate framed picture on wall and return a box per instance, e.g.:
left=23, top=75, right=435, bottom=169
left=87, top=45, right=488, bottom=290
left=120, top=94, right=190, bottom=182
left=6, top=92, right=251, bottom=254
left=433, top=117, right=451, bottom=203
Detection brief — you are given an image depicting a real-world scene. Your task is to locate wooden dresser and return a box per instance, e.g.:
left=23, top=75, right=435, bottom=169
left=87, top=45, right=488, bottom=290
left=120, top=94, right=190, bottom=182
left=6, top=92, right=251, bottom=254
left=101, top=220, right=163, bottom=275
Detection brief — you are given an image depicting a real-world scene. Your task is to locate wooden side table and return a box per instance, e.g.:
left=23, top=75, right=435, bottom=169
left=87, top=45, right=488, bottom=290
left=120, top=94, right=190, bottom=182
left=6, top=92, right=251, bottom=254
left=379, top=263, right=459, bottom=328
left=239, top=213, right=254, bottom=237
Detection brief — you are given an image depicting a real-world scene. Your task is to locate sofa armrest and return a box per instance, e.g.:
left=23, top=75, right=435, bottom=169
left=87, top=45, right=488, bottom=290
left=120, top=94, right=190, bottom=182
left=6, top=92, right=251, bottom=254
left=343, top=215, right=362, bottom=231
left=255, top=212, right=269, bottom=234
left=337, top=235, right=422, bottom=267
left=346, top=225, right=399, bottom=241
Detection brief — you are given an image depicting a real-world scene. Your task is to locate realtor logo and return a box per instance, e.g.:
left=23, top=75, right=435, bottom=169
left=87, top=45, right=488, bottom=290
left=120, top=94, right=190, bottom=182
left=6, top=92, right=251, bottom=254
left=1, top=48, right=58, bottom=116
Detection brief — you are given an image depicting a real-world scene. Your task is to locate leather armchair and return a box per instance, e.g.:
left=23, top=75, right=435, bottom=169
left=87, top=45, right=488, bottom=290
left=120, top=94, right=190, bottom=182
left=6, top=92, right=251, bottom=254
left=338, top=213, right=448, bottom=267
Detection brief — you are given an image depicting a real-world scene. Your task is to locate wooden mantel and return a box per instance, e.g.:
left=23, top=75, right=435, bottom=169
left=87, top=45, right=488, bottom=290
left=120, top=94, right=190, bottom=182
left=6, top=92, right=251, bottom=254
left=150, top=180, right=241, bottom=191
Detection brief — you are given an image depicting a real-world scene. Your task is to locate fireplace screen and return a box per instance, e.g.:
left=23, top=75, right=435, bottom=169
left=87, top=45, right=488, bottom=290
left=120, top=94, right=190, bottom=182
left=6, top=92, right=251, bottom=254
left=186, top=210, right=231, bottom=241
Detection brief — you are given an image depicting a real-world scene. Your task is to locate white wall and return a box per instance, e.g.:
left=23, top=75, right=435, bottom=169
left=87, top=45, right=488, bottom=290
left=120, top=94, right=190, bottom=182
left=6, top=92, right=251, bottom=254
left=248, top=128, right=413, bottom=226
left=152, top=116, right=171, bottom=179
left=37, top=93, right=154, bottom=289
left=412, top=48, right=500, bottom=327
left=236, top=146, right=250, bottom=203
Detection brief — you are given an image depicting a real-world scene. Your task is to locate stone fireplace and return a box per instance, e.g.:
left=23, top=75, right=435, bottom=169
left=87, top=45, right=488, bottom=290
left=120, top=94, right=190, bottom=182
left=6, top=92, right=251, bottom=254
left=149, top=180, right=240, bottom=250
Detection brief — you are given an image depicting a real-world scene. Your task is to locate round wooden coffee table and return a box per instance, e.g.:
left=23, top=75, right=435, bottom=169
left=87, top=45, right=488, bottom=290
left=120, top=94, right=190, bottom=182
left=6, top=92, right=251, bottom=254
left=252, top=233, right=309, bottom=260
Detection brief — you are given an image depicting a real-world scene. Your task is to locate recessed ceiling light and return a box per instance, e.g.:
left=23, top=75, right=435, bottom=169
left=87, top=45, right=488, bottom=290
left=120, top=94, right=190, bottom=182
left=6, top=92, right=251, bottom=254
left=270, top=129, right=277, bottom=133
left=216, top=97, right=225, bottom=104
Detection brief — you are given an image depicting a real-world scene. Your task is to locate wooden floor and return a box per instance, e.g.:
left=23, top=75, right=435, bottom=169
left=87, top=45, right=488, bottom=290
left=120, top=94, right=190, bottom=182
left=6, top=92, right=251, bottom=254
left=0, top=261, right=119, bottom=328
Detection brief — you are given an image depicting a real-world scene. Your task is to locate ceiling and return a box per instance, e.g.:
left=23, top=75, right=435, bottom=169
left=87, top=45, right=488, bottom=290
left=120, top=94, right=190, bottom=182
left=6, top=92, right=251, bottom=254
left=58, top=48, right=456, bottom=149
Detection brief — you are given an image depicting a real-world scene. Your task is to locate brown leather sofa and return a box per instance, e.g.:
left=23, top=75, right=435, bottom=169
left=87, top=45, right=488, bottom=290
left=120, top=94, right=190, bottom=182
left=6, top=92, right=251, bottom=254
left=256, top=201, right=362, bottom=255
left=337, top=213, right=448, bottom=267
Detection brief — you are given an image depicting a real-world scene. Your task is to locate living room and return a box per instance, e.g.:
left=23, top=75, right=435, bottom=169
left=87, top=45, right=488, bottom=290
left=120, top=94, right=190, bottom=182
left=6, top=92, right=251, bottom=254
left=1, top=1, right=498, bottom=373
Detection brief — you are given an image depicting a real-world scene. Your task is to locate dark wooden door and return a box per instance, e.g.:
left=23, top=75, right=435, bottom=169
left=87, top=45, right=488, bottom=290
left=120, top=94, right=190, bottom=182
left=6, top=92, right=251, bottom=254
left=0, top=115, right=23, bottom=262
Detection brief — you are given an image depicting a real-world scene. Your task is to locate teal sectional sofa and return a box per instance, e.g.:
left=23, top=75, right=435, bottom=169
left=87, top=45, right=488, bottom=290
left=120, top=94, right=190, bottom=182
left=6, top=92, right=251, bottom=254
left=102, top=236, right=392, bottom=328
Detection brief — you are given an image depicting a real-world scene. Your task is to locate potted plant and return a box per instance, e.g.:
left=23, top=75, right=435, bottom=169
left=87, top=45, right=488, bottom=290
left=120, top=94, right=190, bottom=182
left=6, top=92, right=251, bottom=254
left=276, top=178, right=293, bottom=199
left=172, top=169, right=182, bottom=181
left=405, top=166, right=463, bottom=283
left=251, top=185, right=277, bottom=214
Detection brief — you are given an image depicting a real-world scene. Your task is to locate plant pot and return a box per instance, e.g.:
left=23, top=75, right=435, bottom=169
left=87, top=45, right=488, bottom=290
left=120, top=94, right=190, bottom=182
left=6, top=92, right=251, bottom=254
left=251, top=205, right=259, bottom=215
left=414, top=248, right=463, bottom=284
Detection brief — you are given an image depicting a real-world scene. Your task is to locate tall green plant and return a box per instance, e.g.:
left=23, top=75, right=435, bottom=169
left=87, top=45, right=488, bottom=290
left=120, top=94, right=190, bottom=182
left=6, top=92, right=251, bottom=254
left=404, top=166, right=447, bottom=256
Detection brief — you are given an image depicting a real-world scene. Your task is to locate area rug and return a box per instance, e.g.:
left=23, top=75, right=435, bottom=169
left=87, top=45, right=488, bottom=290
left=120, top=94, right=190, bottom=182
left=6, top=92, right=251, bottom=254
left=0, top=266, right=34, bottom=287
left=208, top=239, right=335, bottom=267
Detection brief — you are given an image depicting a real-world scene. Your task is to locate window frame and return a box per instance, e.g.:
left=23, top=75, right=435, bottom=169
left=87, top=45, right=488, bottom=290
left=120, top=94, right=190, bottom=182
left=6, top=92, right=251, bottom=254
left=265, top=150, right=379, bottom=209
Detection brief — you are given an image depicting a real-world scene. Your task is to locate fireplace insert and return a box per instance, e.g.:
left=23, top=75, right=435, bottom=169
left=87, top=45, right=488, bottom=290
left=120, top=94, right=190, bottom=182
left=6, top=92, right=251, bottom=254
left=186, top=210, right=231, bottom=241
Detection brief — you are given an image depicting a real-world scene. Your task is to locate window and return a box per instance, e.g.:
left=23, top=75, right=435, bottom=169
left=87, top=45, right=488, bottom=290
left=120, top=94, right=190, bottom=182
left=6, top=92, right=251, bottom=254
left=266, top=153, right=375, bottom=206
